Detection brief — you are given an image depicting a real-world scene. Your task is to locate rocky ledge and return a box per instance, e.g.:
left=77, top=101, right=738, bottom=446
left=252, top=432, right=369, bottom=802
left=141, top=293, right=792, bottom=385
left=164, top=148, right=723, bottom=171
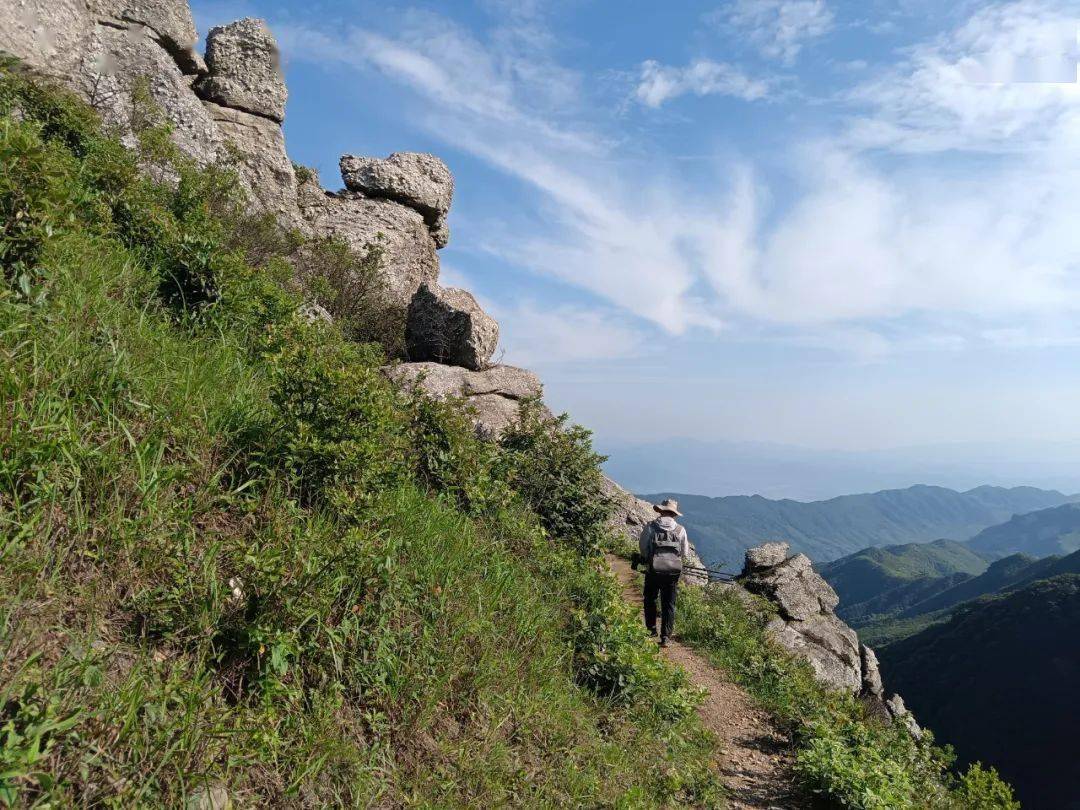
left=740, top=542, right=921, bottom=735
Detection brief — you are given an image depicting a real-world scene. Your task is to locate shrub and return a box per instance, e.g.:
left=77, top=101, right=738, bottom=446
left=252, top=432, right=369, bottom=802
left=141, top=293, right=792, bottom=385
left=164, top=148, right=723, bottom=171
left=498, top=403, right=613, bottom=555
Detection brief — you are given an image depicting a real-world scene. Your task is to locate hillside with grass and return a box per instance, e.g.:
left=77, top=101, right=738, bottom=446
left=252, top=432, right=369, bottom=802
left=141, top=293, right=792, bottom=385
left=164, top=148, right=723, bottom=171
left=0, top=50, right=1019, bottom=810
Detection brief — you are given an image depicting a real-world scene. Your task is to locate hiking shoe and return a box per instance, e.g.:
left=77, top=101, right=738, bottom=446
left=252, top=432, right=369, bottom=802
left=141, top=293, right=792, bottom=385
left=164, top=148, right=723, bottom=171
left=647, top=627, right=658, bottom=637
left=659, top=636, right=669, bottom=648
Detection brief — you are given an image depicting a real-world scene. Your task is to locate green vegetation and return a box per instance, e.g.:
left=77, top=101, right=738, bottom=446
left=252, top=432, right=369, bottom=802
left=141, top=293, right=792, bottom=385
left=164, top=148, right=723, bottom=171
left=820, top=539, right=987, bottom=610
left=673, top=585, right=1018, bottom=810
left=855, top=548, right=1080, bottom=646
left=0, top=67, right=721, bottom=806
left=879, top=575, right=1080, bottom=808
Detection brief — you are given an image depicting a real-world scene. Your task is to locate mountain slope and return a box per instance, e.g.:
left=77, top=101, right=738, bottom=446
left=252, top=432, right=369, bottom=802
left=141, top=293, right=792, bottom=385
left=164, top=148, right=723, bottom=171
left=819, top=538, right=987, bottom=608
left=900, top=548, right=1080, bottom=618
left=878, top=575, right=1080, bottom=809
left=648, top=485, right=1074, bottom=565
left=966, top=501, right=1080, bottom=559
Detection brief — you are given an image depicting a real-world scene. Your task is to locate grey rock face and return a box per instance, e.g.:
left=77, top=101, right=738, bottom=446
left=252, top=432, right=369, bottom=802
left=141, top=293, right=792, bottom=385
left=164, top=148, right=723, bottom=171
left=297, top=186, right=440, bottom=306
left=0, top=0, right=98, bottom=81
left=385, top=362, right=541, bottom=437
left=743, top=541, right=791, bottom=574
left=860, top=644, right=884, bottom=698
left=87, top=0, right=203, bottom=74
left=83, top=23, right=221, bottom=164
left=742, top=543, right=862, bottom=692
left=885, top=694, right=923, bottom=739
left=406, top=283, right=498, bottom=371
left=340, top=152, right=453, bottom=229
left=198, top=18, right=286, bottom=122
left=205, top=102, right=298, bottom=225
left=743, top=552, right=840, bottom=621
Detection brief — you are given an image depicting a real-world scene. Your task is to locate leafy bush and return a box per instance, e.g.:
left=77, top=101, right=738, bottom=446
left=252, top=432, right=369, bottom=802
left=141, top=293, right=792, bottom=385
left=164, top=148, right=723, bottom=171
left=498, top=403, right=613, bottom=555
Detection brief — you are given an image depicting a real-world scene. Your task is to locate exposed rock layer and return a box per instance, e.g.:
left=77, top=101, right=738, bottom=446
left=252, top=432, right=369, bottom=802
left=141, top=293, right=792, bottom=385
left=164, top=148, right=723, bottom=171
left=385, top=362, right=541, bottom=438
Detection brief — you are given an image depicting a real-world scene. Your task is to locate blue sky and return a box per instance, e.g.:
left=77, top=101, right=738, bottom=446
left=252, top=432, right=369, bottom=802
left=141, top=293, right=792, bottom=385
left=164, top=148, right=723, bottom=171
left=194, top=0, right=1080, bottom=465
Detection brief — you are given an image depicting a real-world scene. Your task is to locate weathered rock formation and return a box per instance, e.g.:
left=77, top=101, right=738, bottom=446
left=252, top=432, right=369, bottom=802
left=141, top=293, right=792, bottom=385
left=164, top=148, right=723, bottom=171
left=197, top=18, right=285, bottom=122
left=406, top=283, right=499, bottom=370
left=385, top=361, right=541, bottom=438
left=740, top=542, right=920, bottom=733
left=341, top=152, right=452, bottom=247
left=0, top=0, right=473, bottom=311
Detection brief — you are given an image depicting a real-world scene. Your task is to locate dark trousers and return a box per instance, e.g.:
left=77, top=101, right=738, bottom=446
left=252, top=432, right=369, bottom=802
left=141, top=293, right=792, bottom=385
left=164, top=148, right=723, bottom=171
left=643, top=571, right=680, bottom=638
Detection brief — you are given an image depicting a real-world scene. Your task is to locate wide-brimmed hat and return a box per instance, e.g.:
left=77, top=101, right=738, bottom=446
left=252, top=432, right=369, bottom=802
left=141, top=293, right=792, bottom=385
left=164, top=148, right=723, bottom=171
left=653, top=498, right=682, bottom=517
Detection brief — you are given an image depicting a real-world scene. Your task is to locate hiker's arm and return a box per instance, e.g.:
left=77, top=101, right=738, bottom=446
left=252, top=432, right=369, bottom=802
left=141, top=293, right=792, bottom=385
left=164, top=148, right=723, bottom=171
left=638, top=525, right=652, bottom=559
left=680, top=527, right=690, bottom=560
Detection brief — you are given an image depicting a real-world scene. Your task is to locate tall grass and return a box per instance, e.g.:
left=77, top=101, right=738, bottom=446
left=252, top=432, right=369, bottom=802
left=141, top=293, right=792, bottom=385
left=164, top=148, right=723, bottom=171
left=0, top=67, right=721, bottom=806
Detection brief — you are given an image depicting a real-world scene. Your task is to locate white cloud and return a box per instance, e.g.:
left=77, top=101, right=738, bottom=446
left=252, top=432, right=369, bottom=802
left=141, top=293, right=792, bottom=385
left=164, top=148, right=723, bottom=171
left=634, top=59, right=770, bottom=107
left=494, top=302, right=647, bottom=365
left=278, top=0, right=1080, bottom=359
left=847, top=0, right=1080, bottom=153
left=720, top=0, right=835, bottom=64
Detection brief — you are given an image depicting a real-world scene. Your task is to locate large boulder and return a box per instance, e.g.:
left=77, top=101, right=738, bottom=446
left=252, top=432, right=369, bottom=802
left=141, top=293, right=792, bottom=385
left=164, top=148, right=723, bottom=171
left=742, top=543, right=862, bottom=692
left=385, top=362, right=541, bottom=438
left=743, top=552, right=840, bottom=621
left=197, top=18, right=286, bottom=122
left=406, top=283, right=499, bottom=371
left=340, top=152, right=453, bottom=235
left=766, top=615, right=862, bottom=693
left=297, top=180, right=440, bottom=306
left=744, top=541, right=791, bottom=573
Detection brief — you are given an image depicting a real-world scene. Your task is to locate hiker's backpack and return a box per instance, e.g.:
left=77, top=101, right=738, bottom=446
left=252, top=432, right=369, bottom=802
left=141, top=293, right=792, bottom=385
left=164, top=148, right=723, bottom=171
left=649, top=523, right=683, bottom=575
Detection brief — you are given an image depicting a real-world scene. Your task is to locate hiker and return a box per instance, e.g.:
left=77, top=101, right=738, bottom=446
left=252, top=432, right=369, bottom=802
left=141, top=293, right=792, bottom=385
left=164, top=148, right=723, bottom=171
left=634, top=498, right=691, bottom=647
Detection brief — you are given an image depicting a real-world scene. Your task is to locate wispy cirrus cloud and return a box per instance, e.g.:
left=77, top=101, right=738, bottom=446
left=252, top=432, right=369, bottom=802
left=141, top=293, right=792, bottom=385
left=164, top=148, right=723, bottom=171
left=847, top=0, right=1080, bottom=153
left=634, top=58, right=771, bottom=107
left=715, top=0, right=835, bottom=64
left=272, top=0, right=1080, bottom=360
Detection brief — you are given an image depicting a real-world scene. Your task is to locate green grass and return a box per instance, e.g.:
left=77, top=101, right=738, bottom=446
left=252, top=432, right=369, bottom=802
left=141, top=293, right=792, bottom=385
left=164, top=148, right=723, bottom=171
left=0, top=67, right=723, bottom=807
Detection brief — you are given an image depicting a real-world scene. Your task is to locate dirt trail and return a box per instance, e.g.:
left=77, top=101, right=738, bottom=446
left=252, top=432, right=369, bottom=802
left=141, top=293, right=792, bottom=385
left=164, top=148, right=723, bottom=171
left=607, top=555, right=803, bottom=810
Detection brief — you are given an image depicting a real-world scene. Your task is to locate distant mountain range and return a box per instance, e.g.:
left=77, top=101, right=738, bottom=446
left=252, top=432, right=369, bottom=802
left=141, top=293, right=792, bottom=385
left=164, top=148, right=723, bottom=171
left=967, top=501, right=1080, bottom=559
left=877, top=575, right=1080, bottom=809
left=643, top=484, right=1077, bottom=566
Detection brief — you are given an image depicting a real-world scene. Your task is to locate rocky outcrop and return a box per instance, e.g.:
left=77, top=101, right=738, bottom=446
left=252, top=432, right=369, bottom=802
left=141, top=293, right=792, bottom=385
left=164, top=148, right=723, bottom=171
left=602, top=477, right=709, bottom=586
left=385, top=361, right=541, bottom=438
left=297, top=179, right=440, bottom=305
left=406, top=283, right=499, bottom=371
left=87, top=0, right=204, bottom=74
left=741, top=542, right=920, bottom=733
left=196, top=18, right=286, bottom=122
left=341, top=152, right=453, bottom=246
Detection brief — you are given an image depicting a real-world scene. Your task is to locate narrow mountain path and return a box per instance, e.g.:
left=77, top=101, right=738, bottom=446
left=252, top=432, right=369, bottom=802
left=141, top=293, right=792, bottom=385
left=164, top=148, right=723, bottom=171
left=607, top=555, right=804, bottom=810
